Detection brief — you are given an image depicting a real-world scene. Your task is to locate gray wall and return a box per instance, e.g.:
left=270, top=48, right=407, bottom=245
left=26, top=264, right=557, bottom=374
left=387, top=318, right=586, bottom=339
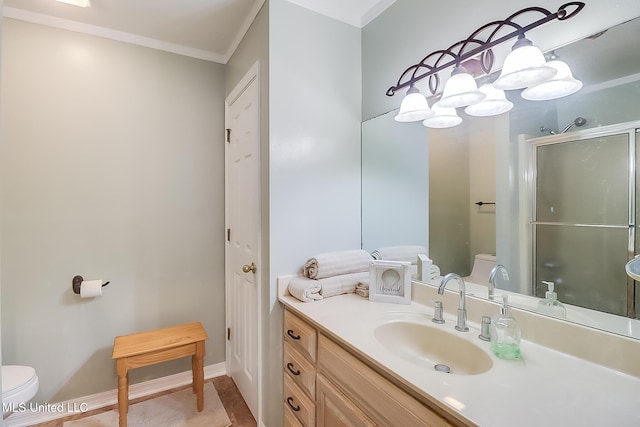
left=0, top=2, right=4, bottom=421
left=0, top=18, right=226, bottom=402
left=269, top=0, right=361, bottom=425
left=225, top=4, right=362, bottom=426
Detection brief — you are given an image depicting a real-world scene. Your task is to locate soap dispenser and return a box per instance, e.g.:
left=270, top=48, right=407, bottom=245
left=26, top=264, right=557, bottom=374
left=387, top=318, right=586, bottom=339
left=536, top=281, right=567, bottom=318
left=490, top=295, right=521, bottom=360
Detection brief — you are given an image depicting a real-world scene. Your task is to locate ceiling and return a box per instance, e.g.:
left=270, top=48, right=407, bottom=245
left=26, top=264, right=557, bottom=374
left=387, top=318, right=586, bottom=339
left=2, top=0, right=395, bottom=63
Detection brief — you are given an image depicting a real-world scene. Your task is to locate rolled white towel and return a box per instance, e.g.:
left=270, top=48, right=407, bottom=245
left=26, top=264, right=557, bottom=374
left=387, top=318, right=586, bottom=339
left=303, top=250, right=373, bottom=279
left=355, top=288, right=369, bottom=297
left=357, top=277, right=369, bottom=289
left=410, top=264, right=419, bottom=279
left=287, top=277, right=322, bottom=302
left=355, top=278, right=369, bottom=298
left=372, top=245, right=427, bottom=265
left=319, top=271, right=369, bottom=298
left=430, top=264, right=441, bottom=279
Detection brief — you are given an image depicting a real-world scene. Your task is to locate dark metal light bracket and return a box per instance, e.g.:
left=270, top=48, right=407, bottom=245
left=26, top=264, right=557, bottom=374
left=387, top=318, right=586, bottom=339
left=386, top=2, right=585, bottom=97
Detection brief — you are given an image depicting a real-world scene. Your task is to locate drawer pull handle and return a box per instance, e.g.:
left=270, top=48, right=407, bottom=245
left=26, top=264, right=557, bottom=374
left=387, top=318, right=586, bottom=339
left=286, top=362, right=300, bottom=375
left=287, top=329, right=301, bottom=340
left=286, top=396, right=301, bottom=412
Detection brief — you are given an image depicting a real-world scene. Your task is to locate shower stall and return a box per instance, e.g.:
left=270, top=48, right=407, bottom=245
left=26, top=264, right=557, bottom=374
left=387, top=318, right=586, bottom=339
left=528, top=121, right=640, bottom=318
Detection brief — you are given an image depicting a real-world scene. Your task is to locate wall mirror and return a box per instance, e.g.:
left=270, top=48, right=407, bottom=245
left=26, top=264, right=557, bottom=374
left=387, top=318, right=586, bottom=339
left=361, top=16, right=640, bottom=340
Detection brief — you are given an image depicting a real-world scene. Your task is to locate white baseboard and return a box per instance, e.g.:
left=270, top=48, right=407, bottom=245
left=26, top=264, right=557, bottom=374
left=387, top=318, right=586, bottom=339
left=5, top=363, right=226, bottom=427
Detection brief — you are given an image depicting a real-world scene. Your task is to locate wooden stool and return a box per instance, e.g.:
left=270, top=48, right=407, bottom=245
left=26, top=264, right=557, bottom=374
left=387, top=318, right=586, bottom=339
left=112, top=322, right=208, bottom=427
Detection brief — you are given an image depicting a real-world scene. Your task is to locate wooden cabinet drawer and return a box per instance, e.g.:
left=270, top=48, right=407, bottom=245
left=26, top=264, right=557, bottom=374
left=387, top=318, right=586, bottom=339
left=318, top=334, right=458, bottom=427
left=284, top=341, right=316, bottom=399
left=284, top=310, right=317, bottom=362
left=284, top=374, right=316, bottom=427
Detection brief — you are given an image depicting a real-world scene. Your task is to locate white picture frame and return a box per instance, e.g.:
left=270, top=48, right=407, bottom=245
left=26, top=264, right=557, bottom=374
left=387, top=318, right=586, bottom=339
left=369, top=260, right=411, bottom=304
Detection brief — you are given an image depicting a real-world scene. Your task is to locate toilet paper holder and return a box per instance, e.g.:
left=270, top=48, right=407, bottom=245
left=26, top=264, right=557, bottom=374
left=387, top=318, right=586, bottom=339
left=72, top=275, right=110, bottom=295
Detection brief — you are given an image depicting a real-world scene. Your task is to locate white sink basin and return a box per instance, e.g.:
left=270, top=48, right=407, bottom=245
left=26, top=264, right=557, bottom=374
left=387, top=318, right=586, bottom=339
left=374, top=317, right=493, bottom=375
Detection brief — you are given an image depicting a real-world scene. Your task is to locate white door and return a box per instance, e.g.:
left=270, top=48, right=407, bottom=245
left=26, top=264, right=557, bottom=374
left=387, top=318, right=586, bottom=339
left=225, top=62, right=261, bottom=419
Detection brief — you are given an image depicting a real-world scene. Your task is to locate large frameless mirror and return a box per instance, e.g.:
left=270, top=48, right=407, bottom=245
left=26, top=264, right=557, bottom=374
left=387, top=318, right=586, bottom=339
left=361, top=16, right=640, bottom=339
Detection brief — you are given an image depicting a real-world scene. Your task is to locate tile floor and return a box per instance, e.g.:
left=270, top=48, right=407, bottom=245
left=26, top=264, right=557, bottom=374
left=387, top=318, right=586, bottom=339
left=29, top=376, right=256, bottom=427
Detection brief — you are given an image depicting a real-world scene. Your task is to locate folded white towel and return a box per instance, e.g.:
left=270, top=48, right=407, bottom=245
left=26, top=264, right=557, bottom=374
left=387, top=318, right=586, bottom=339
left=371, top=245, right=427, bottom=265
left=303, top=250, right=373, bottom=279
left=287, top=277, right=322, bottom=302
left=319, top=271, right=369, bottom=298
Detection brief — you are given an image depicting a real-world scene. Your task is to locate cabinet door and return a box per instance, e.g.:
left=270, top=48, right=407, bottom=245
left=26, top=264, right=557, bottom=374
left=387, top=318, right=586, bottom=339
left=316, top=374, right=376, bottom=427
left=318, top=334, right=456, bottom=427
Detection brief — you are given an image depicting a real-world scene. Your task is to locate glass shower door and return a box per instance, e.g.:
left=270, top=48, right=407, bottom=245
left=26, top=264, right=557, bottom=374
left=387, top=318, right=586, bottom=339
left=533, top=132, right=631, bottom=316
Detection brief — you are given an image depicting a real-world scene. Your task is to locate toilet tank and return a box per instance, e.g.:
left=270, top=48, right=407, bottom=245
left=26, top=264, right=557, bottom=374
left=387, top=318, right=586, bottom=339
left=464, top=253, right=496, bottom=286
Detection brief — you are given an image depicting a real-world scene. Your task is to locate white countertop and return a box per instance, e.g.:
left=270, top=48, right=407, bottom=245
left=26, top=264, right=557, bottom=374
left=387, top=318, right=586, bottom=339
left=279, top=288, right=640, bottom=427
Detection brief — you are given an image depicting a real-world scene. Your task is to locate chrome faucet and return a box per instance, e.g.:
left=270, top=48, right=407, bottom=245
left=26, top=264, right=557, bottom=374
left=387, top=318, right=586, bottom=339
left=438, top=273, right=469, bottom=332
left=488, top=264, right=509, bottom=301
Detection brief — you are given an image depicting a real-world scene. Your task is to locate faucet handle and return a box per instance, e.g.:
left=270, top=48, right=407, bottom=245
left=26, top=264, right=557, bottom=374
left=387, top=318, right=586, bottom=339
left=479, top=316, right=491, bottom=341
left=432, top=301, right=445, bottom=324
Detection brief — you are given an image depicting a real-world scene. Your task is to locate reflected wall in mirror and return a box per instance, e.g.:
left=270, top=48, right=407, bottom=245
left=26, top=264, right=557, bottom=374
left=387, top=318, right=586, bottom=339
left=361, top=112, right=428, bottom=253
left=361, top=16, right=640, bottom=340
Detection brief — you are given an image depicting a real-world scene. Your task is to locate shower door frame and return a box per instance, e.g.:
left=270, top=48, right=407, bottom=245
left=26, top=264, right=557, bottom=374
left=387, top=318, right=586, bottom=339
left=527, top=120, right=640, bottom=318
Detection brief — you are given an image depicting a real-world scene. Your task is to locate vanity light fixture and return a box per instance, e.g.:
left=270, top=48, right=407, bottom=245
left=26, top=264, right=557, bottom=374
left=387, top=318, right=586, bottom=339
left=394, top=85, right=434, bottom=122
left=521, top=53, right=583, bottom=100
left=388, top=2, right=585, bottom=123
left=56, top=0, right=91, bottom=7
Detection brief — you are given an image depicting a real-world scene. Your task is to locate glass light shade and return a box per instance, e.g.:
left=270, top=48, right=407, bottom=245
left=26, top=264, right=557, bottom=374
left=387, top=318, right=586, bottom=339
left=422, top=106, right=462, bottom=128
left=437, top=70, right=485, bottom=108
left=465, top=84, right=514, bottom=117
left=493, top=38, right=557, bottom=90
left=394, top=87, right=434, bottom=122
left=521, top=60, right=583, bottom=101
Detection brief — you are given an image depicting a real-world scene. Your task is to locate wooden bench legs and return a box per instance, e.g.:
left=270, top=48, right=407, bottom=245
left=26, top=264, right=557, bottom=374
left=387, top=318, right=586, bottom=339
left=112, top=322, right=208, bottom=427
left=193, top=341, right=205, bottom=411
left=115, top=352, right=205, bottom=427
left=116, top=363, right=129, bottom=427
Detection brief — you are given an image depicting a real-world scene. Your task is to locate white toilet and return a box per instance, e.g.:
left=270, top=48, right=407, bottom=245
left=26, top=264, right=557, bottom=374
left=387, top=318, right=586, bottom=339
left=464, top=253, right=496, bottom=286
left=2, top=365, right=39, bottom=415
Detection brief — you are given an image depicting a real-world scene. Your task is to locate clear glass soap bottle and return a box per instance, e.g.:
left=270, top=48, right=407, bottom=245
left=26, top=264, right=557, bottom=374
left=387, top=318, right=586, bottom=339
left=490, top=295, right=521, bottom=359
left=536, top=281, right=567, bottom=318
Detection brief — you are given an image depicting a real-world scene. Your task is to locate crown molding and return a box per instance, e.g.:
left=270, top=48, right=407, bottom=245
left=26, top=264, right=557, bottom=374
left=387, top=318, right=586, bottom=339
left=3, top=6, right=227, bottom=63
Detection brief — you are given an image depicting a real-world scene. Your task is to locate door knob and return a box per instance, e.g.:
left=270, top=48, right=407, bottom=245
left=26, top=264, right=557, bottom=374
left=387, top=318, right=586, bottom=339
left=242, top=262, right=257, bottom=274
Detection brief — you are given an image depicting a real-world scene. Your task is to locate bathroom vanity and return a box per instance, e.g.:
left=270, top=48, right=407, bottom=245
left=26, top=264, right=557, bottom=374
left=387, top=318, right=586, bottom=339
left=279, top=278, right=640, bottom=427
left=283, top=309, right=461, bottom=427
